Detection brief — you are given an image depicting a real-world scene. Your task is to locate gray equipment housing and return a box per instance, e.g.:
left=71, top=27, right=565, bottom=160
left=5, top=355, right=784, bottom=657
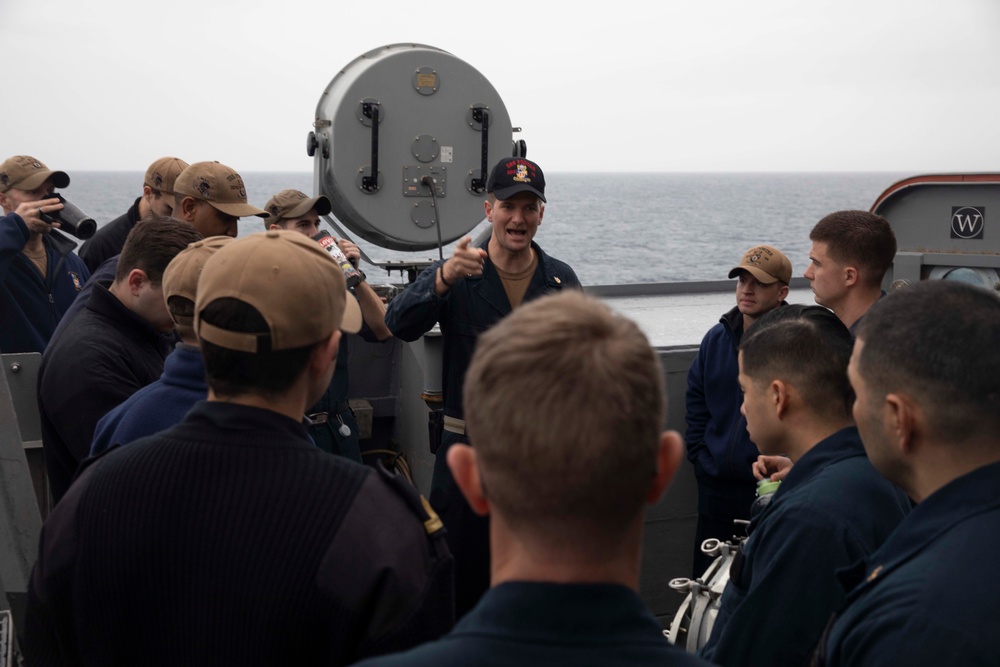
left=871, top=173, right=1000, bottom=292
left=309, top=43, right=515, bottom=251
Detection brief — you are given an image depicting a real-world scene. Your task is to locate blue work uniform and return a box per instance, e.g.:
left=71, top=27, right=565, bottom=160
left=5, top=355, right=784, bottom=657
left=814, top=460, right=1000, bottom=666
left=352, top=581, right=712, bottom=667
left=701, top=426, right=911, bottom=666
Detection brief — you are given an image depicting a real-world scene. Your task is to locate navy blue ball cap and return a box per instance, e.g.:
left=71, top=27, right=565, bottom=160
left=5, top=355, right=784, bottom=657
left=486, top=157, right=546, bottom=203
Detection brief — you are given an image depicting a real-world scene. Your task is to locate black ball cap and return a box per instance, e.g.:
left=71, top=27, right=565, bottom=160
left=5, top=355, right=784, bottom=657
left=486, top=157, right=546, bottom=202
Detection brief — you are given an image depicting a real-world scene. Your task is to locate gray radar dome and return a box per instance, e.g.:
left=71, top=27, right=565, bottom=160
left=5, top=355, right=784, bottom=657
left=309, top=43, right=516, bottom=251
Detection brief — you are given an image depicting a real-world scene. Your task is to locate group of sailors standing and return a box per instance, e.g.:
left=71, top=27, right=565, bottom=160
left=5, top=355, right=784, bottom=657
left=685, top=212, right=1000, bottom=665
left=1, top=152, right=998, bottom=665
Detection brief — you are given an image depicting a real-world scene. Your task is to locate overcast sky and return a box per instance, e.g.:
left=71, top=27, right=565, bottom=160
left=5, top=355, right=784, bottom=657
left=3, top=0, right=998, bottom=173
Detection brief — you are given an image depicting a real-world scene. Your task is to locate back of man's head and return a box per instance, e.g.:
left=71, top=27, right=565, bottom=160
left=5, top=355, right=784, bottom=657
left=113, top=216, right=203, bottom=284
left=144, top=157, right=188, bottom=196
left=856, top=281, right=1000, bottom=445
left=740, top=304, right=855, bottom=423
left=462, top=290, right=664, bottom=547
left=809, top=210, right=897, bottom=287
left=195, top=230, right=361, bottom=400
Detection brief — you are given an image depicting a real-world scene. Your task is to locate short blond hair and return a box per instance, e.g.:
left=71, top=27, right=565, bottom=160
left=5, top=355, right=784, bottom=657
left=463, top=291, right=664, bottom=545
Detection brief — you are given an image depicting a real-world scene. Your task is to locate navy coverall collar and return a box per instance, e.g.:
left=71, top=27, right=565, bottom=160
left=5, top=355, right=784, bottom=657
left=839, top=459, right=1000, bottom=597
left=457, top=581, right=663, bottom=642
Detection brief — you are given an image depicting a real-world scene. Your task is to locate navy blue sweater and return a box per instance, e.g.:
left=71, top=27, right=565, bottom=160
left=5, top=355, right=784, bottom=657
left=38, top=283, right=168, bottom=503
left=23, top=401, right=454, bottom=665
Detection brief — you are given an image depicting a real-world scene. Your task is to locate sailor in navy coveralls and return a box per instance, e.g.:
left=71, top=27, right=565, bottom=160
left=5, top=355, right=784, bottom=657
left=385, top=157, right=579, bottom=618
left=814, top=281, right=1000, bottom=666
left=701, top=305, right=909, bottom=667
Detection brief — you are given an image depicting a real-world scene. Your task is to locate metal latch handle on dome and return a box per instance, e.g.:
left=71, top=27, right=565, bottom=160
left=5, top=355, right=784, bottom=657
left=469, top=105, right=490, bottom=194
left=361, top=101, right=381, bottom=193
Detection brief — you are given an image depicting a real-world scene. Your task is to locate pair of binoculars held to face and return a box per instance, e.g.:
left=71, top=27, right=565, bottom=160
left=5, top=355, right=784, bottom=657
left=39, top=192, right=97, bottom=239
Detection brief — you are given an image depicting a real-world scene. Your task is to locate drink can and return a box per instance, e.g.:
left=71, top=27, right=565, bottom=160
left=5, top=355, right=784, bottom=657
left=312, top=230, right=362, bottom=288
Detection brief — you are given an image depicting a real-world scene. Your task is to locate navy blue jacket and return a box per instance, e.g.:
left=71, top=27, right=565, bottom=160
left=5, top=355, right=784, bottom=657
left=816, top=460, right=1000, bottom=666
left=77, top=197, right=141, bottom=273
left=685, top=306, right=755, bottom=483
left=0, top=213, right=89, bottom=354
left=386, top=238, right=580, bottom=421
left=38, top=283, right=169, bottom=503
left=352, top=581, right=710, bottom=667
left=47, top=253, right=117, bottom=349
left=701, top=426, right=911, bottom=667
left=48, top=254, right=175, bottom=358
left=90, top=342, right=205, bottom=456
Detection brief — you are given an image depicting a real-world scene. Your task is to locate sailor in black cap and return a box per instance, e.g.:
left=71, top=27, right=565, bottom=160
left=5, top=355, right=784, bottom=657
left=386, top=157, right=580, bottom=618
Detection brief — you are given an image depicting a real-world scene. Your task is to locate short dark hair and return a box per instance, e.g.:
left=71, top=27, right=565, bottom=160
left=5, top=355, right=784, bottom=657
left=809, top=210, right=897, bottom=287
left=114, top=216, right=202, bottom=283
left=464, top=291, right=662, bottom=547
left=200, top=298, right=316, bottom=398
left=740, top=304, right=855, bottom=420
left=857, top=281, right=1000, bottom=442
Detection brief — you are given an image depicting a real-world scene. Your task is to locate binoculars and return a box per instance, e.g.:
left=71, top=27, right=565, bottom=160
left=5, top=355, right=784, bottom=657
left=39, top=192, right=97, bottom=240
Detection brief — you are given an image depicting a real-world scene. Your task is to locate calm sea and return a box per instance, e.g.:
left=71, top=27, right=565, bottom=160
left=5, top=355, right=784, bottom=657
left=63, top=172, right=909, bottom=286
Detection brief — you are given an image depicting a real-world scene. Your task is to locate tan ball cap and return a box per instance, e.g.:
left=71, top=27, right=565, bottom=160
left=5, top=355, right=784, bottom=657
left=196, top=230, right=362, bottom=353
left=264, top=189, right=332, bottom=223
left=162, top=236, right=235, bottom=326
left=0, top=155, right=70, bottom=193
left=145, top=157, right=190, bottom=195
left=728, top=245, right=792, bottom=284
left=173, top=161, right=269, bottom=218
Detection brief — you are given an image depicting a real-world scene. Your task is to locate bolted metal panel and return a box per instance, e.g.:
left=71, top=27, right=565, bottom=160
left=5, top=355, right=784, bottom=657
left=312, top=43, right=514, bottom=251
left=0, top=354, right=44, bottom=635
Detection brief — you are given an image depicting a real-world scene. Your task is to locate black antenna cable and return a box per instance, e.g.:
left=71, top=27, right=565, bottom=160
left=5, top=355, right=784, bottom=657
left=420, top=175, right=444, bottom=261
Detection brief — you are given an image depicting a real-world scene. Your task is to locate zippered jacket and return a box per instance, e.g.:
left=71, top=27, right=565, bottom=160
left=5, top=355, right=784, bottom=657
left=386, top=238, right=580, bottom=421
left=0, top=212, right=89, bottom=354
left=684, top=306, right=756, bottom=482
